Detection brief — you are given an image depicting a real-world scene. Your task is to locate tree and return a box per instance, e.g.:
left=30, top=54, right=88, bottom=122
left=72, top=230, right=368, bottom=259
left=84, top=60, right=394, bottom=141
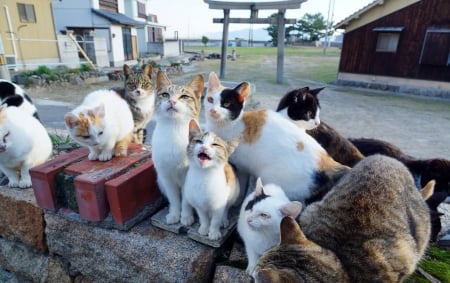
left=201, top=36, right=209, bottom=47
left=293, top=13, right=333, bottom=42
left=265, top=13, right=295, bottom=46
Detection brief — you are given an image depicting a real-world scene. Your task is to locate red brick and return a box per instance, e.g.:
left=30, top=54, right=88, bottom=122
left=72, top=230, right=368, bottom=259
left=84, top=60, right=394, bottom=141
left=30, top=147, right=89, bottom=211
left=66, top=144, right=151, bottom=221
left=105, top=159, right=161, bottom=226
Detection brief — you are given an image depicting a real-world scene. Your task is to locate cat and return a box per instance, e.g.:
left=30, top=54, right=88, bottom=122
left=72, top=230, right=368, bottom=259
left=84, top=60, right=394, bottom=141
left=0, top=105, right=52, bottom=188
left=238, top=177, right=302, bottom=275
left=350, top=137, right=450, bottom=241
left=276, top=86, right=364, bottom=167
left=118, top=64, right=155, bottom=144
left=151, top=70, right=204, bottom=225
left=64, top=89, right=134, bottom=161
left=183, top=119, right=240, bottom=240
left=256, top=154, right=431, bottom=282
left=0, top=79, right=40, bottom=120
left=204, top=72, right=350, bottom=204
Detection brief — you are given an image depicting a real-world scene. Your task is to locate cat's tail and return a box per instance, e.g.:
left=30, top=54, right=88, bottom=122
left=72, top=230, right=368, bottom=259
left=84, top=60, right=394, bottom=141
left=306, top=164, right=351, bottom=205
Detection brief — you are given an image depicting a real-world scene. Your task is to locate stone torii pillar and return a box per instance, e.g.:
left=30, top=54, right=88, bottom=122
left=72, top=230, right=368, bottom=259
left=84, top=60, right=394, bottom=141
left=203, top=0, right=306, bottom=84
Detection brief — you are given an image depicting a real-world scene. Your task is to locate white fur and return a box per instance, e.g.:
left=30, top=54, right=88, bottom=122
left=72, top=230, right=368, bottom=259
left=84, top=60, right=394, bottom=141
left=0, top=105, right=52, bottom=188
left=64, top=89, right=133, bottom=161
left=237, top=179, right=301, bottom=274
left=0, top=79, right=37, bottom=117
left=205, top=86, right=325, bottom=202
left=151, top=94, right=197, bottom=225
left=183, top=132, right=240, bottom=240
left=278, top=107, right=321, bottom=130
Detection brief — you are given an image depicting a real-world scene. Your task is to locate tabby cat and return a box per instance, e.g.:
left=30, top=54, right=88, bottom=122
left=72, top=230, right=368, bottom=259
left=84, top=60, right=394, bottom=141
left=151, top=71, right=204, bottom=225
left=256, top=154, right=432, bottom=282
left=64, top=89, right=134, bottom=161
left=276, top=86, right=364, bottom=167
left=204, top=72, right=349, bottom=204
left=238, top=177, right=302, bottom=274
left=120, top=64, right=155, bottom=144
left=0, top=105, right=52, bottom=188
left=183, top=119, right=240, bottom=240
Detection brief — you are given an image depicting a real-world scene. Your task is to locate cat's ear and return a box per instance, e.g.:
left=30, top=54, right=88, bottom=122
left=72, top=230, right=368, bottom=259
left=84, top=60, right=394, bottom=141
left=310, top=87, right=325, bottom=96
left=207, top=72, right=222, bottom=93
left=227, top=136, right=241, bottom=155
left=123, top=64, right=133, bottom=79
left=3, top=95, right=24, bottom=107
left=90, top=104, right=105, bottom=119
left=188, top=119, right=202, bottom=141
left=280, top=201, right=302, bottom=218
left=188, top=74, right=205, bottom=99
left=255, top=177, right=265, bottom=196
left=234, top=82, right=250, bottom=103
left=64, top=113, right=80, bottom=129
left=279, top=216, right=308, bottom=245
left=420, top=180, right=435, bottom=200
left=156, top=70, right=171, bottom=91
left=142, top=64, right=153, bottom=78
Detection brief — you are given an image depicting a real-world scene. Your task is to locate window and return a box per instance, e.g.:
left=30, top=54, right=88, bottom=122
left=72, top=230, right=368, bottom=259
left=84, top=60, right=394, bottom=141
left=376, top=33, right=400, bottom=52
left=99, top=0, right=118, bottom=12
left=419, top=28, right=450, bottom=66
left=137, top=2, right=146, bottom=19
left=17, top=3, right=36, bottom=23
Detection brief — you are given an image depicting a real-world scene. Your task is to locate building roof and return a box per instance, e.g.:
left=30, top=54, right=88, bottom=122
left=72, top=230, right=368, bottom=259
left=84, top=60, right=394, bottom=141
left=334, top=0, right=384, bottom=29
left=92, top=9, right=144, bottom=26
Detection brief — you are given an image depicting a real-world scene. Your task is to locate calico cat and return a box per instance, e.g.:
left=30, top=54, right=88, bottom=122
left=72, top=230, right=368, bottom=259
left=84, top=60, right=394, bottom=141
left=183, top=119, right=240, bottom=240
left=238, top=177, right=302, bottom=275
left=263, top=154, right=430, bottom=282
left=0, top=105, right=52, bottom=188
left=0, top=79, right=40, bottom=120
left=276, top=86, right=364, bottom=167
left=276, top=86, right=323, bottom=130
left=64, top=89, right=134, bottom=161
left=204, top=72, right=349, bottom=204
left=151, top=71, right=204, bottom=225
left=350, top=137, right=450, bottom=241
left=120, top=64, right=155, bottom=144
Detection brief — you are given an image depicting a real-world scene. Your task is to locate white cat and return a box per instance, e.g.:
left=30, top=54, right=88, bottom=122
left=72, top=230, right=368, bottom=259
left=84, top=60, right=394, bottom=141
left=151, top=71, right=204, bottom=225
left=183, top=119, right=240, bottom=240
left=0, top=105, right=52, bottom=188
left=204, top=72, right=349, bottom=203
left=64, top=89, right=133, bottom=161
left=238, top=177, right=302, bottom=274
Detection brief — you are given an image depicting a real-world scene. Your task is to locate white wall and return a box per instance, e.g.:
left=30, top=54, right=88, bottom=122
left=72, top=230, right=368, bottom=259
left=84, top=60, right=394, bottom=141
left=110, top=25, right=124, bottom=66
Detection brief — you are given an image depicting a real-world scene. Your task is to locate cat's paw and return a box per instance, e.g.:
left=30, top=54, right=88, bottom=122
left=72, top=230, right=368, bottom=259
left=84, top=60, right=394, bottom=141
left=88, top=152, right=99, bottom=160
left=198, top=224, right=209, bottom=236
left=165, top=212, right=180, bottom=225
left=180, top=215, right=195, bottom=227
left=18, top=179, right=32, bottom=188
left=98, top=151, right=113, bottom=161
left=7, top=180, right=19, bottom=188
left=208, top=228, right=222, bottom=241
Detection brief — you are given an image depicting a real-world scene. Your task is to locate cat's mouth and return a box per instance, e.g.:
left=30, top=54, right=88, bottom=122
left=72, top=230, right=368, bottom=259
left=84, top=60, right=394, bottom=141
left=197, top=152, right=211, bottom=162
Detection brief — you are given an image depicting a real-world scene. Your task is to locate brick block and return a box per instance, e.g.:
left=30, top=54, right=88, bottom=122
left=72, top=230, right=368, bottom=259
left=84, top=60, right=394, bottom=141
left=65, top=144, right=151, bottom=221
left=105, top=159, right=161, bottom=227
left=30, top=147, right=89, bottom=211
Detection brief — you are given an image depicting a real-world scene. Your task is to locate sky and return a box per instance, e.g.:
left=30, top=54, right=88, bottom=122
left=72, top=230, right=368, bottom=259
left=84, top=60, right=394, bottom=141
left=148, top=0, right=374, bottom=39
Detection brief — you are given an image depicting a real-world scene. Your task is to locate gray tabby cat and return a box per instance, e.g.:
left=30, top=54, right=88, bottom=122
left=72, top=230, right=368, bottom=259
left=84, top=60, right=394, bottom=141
left=254, top=155, right=433, bottom=283
left=121, top=64, right=155, bottom=144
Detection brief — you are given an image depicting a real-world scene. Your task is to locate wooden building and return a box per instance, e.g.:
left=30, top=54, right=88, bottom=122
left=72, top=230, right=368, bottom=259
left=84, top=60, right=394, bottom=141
left=335, top=0, right=449, bottom=95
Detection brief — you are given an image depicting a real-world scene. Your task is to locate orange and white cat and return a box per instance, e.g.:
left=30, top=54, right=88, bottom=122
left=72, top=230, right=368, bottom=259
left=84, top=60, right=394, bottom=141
left=0, top=105, right=52, bottom=188
left=64, top=89, right=133, bottom=161
left=204, top=72, right=349, bottom=204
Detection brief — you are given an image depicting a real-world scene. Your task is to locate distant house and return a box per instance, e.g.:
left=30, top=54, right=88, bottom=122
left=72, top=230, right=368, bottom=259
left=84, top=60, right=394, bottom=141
left=52, top=0, right=166, bottom=67
left=335, top=0, right=450, bottom=95
left=0, top=0, right=60, bottom=70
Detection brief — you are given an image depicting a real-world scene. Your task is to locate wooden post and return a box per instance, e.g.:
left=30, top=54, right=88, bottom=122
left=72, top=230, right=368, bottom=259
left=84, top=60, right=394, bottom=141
left=276, top=10, right=286, bottom=84
left=219, top=9, right=230, bottom=79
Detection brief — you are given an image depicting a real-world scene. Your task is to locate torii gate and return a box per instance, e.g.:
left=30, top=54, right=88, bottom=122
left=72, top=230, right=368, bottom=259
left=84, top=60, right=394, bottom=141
left=203, top=0, right=306, bottom=84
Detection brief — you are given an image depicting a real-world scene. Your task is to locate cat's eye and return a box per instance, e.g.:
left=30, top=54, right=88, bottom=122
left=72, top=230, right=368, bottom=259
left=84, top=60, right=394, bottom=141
left=207, top=97, right=214, bottom=103
left=98, top=131, right=104, bottom=136
left=160, top=92, right=170, bottom=98
left=306, top=111, right=312, bottom=118
left=127, top=84, right=136, bottom=90
left=180, top=95, right=190, bottom=100
left=260, top=213, right=270, bottom=218
left=195, top=139, right=202, bottom=144
left=82, top=135, right=90, bottom=139
left=212, top=143, right=222, bottom=148
left=223, top=102, right=231, bottom=108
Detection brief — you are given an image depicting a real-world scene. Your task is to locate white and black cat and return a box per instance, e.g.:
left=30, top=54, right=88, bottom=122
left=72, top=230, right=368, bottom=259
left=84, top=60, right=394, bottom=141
left=0, top=105, right=52, bottom=188
left=151, top=71, right=204, bottom=225
left=183, top=119, right=240, bottom=240
left=64, top=89, right=134, bottom=161
left=238, top=177, right=301, bottom=274
left=254, top=155, right=433, bottom=282
left=204, top=72, right=349, bottom=204
left=0, top=79, right=40, bottom=120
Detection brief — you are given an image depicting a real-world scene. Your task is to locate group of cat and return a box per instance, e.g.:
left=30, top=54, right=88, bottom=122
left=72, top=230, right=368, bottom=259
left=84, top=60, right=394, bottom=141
left=1, top=64, right=447, bottom=282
